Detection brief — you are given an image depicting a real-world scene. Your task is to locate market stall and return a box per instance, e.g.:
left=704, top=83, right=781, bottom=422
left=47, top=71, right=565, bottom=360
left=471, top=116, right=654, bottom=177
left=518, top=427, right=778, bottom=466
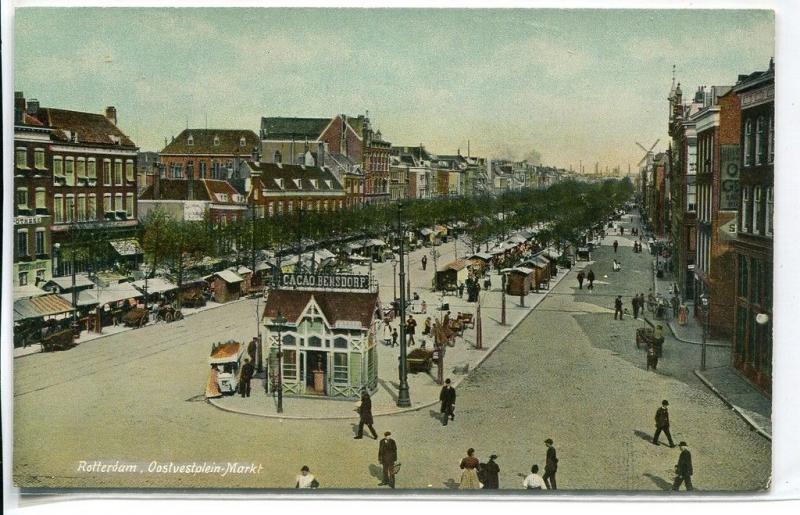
left=207, top=269, right=243, bottom=303
left=501, top=267, right=535, bottom=296
left=434, top=259, right=470, bottom=293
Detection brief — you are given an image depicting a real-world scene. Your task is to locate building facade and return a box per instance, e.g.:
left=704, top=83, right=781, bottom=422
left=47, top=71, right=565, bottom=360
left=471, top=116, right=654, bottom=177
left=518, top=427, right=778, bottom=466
left=159, top=129, right=260, bottom=180
left=731, top=60, right=774, bottom=394
left=138, top=177, right=247, bottom=224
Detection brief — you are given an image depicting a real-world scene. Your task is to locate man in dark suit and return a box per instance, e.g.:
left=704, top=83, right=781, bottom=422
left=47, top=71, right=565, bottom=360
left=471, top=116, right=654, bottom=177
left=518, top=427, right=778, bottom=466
left=481, top=454, right=500, bottom=489
left=672, top=441, right=694, bottom=491
left=354, top=389, right=378, bottom=439
left=439, top=378, right=456, bottom=426
left=653, top=400, right=675, bottom=447
left=587, top=269, right=595, bottom=290
left=378, top=431, right=398, bottom=488
left=614, top=296, right=624, bottom=320
left=543, top=438, right=558, bottom=490
left=238, top=358, right=254, bottom=398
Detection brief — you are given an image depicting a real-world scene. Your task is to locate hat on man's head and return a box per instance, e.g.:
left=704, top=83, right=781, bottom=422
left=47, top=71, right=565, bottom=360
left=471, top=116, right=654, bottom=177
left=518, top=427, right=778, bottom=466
left=544, top=438, right=553, bottom=445
left=678, top=441, right=687, bottom=447
left=384, top=431, right=392, bottom=436
left=490, top=454, right=498, bottom=459
left=662, top=400, right=669, bottom=406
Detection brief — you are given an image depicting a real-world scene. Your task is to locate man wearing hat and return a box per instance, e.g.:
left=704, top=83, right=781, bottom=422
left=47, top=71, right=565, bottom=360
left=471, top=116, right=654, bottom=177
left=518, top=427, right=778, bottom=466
left=481, top=454, right=500, bottom=489
left=672, top=441, right=694, bottom=491
left=378, top=431, right=398, bottom=488
left=354, top=389, right=378, bottom=440
left=543, top=438, right=558, bottom=490
left=439, top=378, right=456, bottom=426
left=653, top=400, right=675, bottom=447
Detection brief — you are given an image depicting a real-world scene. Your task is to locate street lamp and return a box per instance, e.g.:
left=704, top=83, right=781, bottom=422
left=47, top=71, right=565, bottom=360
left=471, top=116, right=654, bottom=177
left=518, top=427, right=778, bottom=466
left=396, top=202, right=411, bottom=407
left=392, top=257, right=398, bottom=302
left=274, top=311, right=287, bottom=413
left=700, top=294, right=709, bottom=371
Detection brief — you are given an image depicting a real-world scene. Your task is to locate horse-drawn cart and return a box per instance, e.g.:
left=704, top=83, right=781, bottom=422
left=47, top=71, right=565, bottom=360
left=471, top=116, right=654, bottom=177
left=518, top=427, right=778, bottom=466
left=407, top=348, right=435, bottom=373
left=122, top=307, right=150, bottom=328
left=157, top=305, right=184, bottom=323
left=41, top=328, right=76, bottom=352
left=635, top=326, right=664, bottom=357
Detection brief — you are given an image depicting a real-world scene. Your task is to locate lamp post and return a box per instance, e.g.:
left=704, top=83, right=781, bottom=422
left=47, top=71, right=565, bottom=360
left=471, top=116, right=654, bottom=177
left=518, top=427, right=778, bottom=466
left=274, top=311, right=287, bottom=413
left=392, top=257, right=398, bottom=302
left=501, top=271, right=507, bottom=326
left=396, top=202, right=411, bottom=407
left=700, top=294, right=709, bottom=371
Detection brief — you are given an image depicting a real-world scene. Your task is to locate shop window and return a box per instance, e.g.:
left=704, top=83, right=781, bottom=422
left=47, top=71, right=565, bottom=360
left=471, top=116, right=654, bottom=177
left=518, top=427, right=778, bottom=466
left=333, top=337, right=348, bottom=349
left=308, top=336, right=322, bottom=348
left=282, top=334, right=295, bottom=346
left=333, top=353, right=348, bottom=383
left=18, top=271, right=29, bottom=286
left=282, top=350, right=297, bottom=380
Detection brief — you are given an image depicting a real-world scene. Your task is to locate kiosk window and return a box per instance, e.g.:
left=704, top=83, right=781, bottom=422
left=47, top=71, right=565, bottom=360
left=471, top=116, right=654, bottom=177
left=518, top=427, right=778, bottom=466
left=282, top=334, right=295, bottom=346
left=333, top=353, right=348, bottom=383
left=308, top=336, right=322, bottom=348
left=333, top=337, right=348, bottom=349
left=282, top=350, right=297, bottom=380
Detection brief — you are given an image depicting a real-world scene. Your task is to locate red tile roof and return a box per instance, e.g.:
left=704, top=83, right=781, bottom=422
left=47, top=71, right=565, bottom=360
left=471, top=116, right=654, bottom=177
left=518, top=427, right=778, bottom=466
left=39, top=108, right=136, bottom=147
left=139, top=178, right=245, bottom=205
left=161, top=129, right=260, bottom=155
left=262, top=289, right=379, bottom=329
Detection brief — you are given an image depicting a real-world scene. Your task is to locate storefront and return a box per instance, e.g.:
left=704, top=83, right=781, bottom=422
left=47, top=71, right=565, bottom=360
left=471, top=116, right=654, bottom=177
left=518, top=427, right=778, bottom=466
left=262, top=284, right=380, bottom=399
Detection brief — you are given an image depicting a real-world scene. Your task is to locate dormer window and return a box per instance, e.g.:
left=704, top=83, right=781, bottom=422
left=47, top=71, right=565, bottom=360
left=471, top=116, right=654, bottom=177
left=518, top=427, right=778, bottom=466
left=239, top=136, right=246, bottom=147
left=274, top=178, right=284, bottom=189
left=310, top=179, right=319, bottom=189
left=293, top=178, right=302, bottom=189
left=325, top=179, right=332, bottom=189
left=187, top=134, right=194, bottom=146
left=213, top=135, right=220, bottom=146
left=109, top=135, right=121, bottom=145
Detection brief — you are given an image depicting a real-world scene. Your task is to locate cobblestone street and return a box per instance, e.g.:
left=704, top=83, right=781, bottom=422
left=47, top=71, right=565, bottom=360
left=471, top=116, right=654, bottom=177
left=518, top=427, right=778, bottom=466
left=13, top=215, right=770, bottom=492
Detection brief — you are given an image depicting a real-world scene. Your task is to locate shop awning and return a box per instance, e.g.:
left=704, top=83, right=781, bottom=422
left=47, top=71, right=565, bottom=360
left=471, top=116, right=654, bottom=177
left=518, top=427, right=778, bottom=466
left=63, top=282, right=144, bottom=307
left=131, top=277, right=179, bottom=295
left=14, top=294, right=76, bottom=321
left=109, top=238, right=143, bottom=256
left=14, top=284, right=47, bottom=300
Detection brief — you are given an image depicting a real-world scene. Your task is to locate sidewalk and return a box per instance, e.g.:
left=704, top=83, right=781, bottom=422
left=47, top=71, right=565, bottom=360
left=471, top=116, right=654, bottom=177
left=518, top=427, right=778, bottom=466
left=209, top=236, right=574, bottom=420
left=694, top=366, right=772, bottom=440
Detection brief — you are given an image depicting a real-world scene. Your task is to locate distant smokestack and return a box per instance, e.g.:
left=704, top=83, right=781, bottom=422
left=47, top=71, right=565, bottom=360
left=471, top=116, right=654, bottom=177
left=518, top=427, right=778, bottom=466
left=105, top=106, right=117, bottom=125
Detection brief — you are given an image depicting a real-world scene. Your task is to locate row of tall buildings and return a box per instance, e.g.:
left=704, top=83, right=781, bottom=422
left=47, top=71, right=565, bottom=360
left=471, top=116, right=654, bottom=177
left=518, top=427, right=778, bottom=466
left=12, top=93, right=572, bottom=291
left=640, top=58, right=774, bottom=394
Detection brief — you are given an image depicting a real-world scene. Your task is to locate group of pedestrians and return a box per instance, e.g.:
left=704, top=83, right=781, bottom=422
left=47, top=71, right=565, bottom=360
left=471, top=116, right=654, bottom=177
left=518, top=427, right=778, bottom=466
left=652, top=400, right=694, bottom=491
left=456, top=439, right=558, bottom=491
left=576, top=269, right=595, bottom=290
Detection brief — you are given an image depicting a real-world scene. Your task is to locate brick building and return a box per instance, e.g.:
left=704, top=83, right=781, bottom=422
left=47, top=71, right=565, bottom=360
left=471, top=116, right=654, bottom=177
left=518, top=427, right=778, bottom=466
left=691, top=85, right=739, bottom=339
left=138, top=177, right=247, bottom=224
left=159, top=129, right=260, bottom=180
left=13, top=92, right=140, bottom=283
left=731, top=59, right=774, bottom=394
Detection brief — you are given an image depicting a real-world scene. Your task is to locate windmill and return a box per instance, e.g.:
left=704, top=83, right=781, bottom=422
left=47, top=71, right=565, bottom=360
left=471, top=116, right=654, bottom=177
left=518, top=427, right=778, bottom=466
left=636, top=139, right=660, bottom=168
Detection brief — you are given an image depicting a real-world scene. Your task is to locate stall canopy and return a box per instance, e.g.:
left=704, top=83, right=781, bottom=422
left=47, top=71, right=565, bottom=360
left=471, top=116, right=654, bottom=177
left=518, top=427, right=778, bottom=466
left=254, top=260, right=274, bottom=272
left=13, top=284, right=46, bottom=300
left=63, top=282, right=144, bottom=307
left=109, top=238, right=143, bottom=256
left=543, top=247, right=561, bottom=260
left=214, top=269, right=244, bottom=284
left=131, top=277, right=178, bottom=296
left=468, top=252, right=493, bottom=262
left=14, top=294, right=75, bottom=321
left=236, top=266, right=253, bottom=276
left=42, top=274, right=95, bottom=293
left=506, top=235, right=527, bottom=244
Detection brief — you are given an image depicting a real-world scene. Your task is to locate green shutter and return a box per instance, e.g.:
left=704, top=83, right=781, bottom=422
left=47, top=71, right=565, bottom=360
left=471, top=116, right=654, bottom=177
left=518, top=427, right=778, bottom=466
left=349, top=352, right=362, bottom=388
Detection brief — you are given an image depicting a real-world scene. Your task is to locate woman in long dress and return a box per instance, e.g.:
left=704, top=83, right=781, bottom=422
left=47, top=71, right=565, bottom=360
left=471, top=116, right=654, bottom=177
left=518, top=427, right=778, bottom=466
left=205, top=364, right=222, bottom=399
left=459, top=448, right=481, bottom=489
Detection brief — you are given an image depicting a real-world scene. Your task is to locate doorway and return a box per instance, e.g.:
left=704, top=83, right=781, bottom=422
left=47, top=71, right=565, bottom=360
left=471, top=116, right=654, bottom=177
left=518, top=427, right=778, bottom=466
left=305, top=350, right=327, bottom=395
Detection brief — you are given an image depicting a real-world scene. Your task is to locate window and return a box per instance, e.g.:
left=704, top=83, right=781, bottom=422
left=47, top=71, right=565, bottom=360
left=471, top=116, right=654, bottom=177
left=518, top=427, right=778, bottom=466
left=277, top=202, right=283, bottom=215
left=187, top=134, right=194, bottom=146
left=744, top=119, right=753, bottom=166
left=768, top=116, right=774, bottom=164
left=114, top=160, right=123, bottom=185
left=54, top=194, right=64, bottom=223
left=686, top=184, right=696, bottom=212
left=34, top=148, right=45, bottom=169
left=115, top=193, right=123, bottom=213
left=88, top=158, right=97, bottom=179
left=65, top=157, right=75, bottom=186
left=35, top=188, right=46, bottom=211
left=287, top=201, right=293, bottom=213
left=78, top=194, right=87, bottom=222
left=738, top=256, right=749, bottom=299
left=17, top=230, right=29, bottom=257
left=126, top=160, right=134, bottom=182
left=87, top=194, right=97, bottom=221
left=240, top=136, right=246, bottom=147
left=103, top=159, right=112, bottom=185
left=333, top=337, right=348, bottom=349
left=16, top=187, right=29, bottom=209
left=333, top=353, right=348, bottom=383
left=741, top=186, right=751, bottom=233
left=35, top=229, right=45, bottom=256
left=755, top=116, right=766, bottom=165
left=77, top=157, right=86, bottom=178
left=282, top=349, right=297, bottom=380
left=766, top=187, right=774, bottom=237
left=187, top=161, right=194, bottom=178
left=274, top=151, right=282, bottom=163
left=213, top=135, right=220, bottom=146
left=103, top=193, right=112, bottom=213
left=53, top=156, right=63, bottom=177
left=200, top=161, right=207, bottom=178
left=753, top=186, right=762, bottom=235
left=16, top=147, right=28, bottom=168
left=36, top=269, right=46, bottom=283
left=18, top=272, right=29, bottom=286
left=126, top=193, right=134, bottom=218
left=65, top=195, right=75, bottom=223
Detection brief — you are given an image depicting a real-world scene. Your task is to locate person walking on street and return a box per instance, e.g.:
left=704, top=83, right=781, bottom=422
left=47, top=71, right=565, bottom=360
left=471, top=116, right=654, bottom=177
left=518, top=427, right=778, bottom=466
left=543, top=439, right=558, bottom=490
left=238, top=358, right=254, bottom=398
left=587, top=269, right=595, bottom=290
left=646, top=344, right=659, bottom=371
left=354, top=389, right=378, bottom=440
left=523, top=464, right=546, bottom=490
left=458, top=282, right=465, bottom=298
left=481, top=454, right=500, bottom=489
left=421, top=255, right=427, bottom=271
left=439, top=378, right=456, bottom=425
left=295, top=466, right=319, bottom=489
left=406, top=315, right=417, bottom=346
left=614, top=296, right=624, bottom=320
left=672, top=442, right=694, bottom=491
left=613, top=240, right=619, bottom=253
left=632, top=295, right=640, bottom=319
left=459, top=448, right=481, bottom=489
left=653, top=400, right=675, bottom=447
left=577, top=270, right=585, bottom=289
left=378, top=432, right=398, bottom=488
left=391, top=327, right=398, bottom=348
left=671, top=293, right=680, bottom=319
left=639, top=293, right=646, bottom=316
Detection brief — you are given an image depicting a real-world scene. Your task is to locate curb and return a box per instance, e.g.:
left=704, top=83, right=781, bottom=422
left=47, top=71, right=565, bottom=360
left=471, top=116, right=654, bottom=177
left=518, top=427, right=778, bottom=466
left=693, top=369, right=772, bottom=441
left=207, top=266, right=573, bottom=420
left=664, top=322, right=730, bottom=348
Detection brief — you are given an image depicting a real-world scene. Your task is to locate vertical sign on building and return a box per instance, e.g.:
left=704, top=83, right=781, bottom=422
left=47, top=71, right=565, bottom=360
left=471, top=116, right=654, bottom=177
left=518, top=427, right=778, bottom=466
left=720, top=144, right=740, bottom=211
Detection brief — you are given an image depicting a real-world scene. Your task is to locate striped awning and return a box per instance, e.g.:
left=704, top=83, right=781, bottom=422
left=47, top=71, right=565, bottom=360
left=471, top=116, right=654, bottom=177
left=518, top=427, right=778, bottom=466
left=14, top=294, right=75, bottom=321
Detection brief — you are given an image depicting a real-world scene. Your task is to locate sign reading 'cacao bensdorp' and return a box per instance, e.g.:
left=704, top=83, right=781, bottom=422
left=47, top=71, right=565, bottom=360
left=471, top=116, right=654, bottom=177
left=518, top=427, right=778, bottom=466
left=280, top=273, right=370, bottom=290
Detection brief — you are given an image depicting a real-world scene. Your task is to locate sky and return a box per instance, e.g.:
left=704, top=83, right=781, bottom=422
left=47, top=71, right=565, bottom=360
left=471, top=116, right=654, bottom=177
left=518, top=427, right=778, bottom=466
left=14, top=7, right=773, bottom=171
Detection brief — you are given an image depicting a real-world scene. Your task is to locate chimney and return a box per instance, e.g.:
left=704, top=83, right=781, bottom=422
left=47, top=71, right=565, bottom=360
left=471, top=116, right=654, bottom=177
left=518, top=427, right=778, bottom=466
left=14, top=91, right=25, bottom=124
left=27, top=98, right=40, bottom=116
left=105, top=106, right=117, bottom=125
